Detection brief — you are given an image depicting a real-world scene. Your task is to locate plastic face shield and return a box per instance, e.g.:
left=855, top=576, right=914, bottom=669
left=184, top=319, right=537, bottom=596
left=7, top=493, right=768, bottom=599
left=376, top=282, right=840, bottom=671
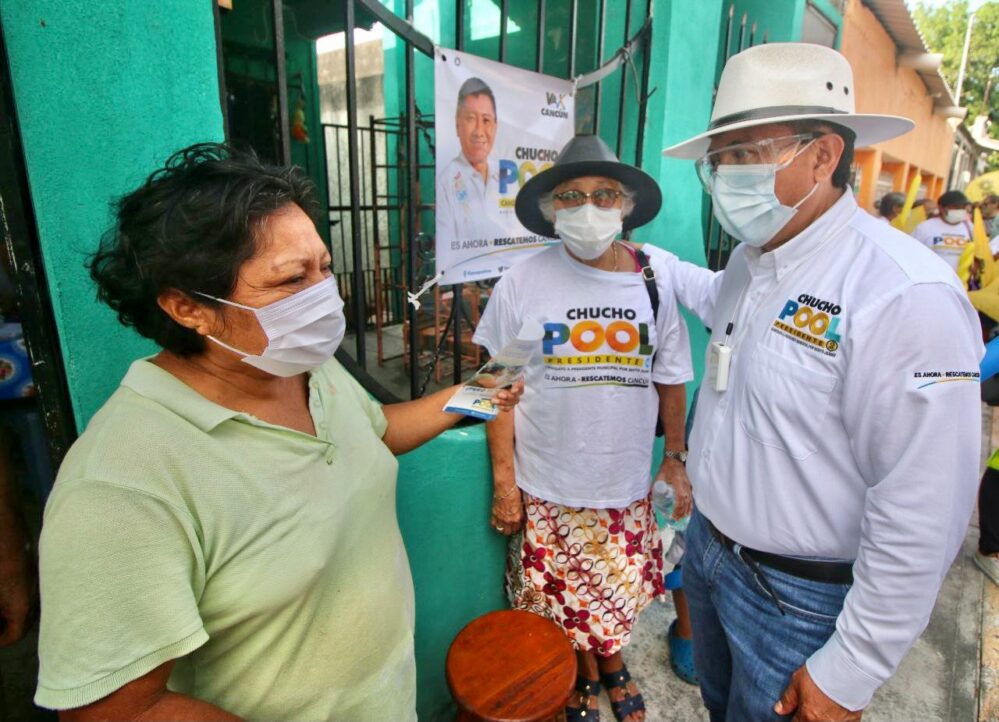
left=695, top=133, right=819, bottom=193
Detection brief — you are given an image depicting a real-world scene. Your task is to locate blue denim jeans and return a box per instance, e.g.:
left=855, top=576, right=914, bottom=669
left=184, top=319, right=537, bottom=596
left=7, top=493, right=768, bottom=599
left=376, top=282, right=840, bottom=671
left=684, top=509, right=852, bottom=722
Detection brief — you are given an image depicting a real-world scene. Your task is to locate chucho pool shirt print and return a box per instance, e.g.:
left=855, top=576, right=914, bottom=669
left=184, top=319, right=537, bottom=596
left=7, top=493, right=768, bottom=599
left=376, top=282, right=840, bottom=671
left=474, top=243, right=694, bottom=508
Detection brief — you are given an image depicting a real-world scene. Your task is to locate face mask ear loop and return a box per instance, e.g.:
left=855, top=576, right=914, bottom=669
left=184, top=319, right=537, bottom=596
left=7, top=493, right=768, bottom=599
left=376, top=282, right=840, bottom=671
left=192, top=291, right=255, bottom=312
left=775, top=138, right=821, bottom=212
left=205, top=334, right=254, bottom=359
left=792, top=180, right=821, bottom=210
left=193, top=292, right=261, bottom=359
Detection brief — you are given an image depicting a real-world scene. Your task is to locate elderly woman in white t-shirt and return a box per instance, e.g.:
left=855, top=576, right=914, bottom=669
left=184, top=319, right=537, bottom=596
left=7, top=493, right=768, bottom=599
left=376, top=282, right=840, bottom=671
left=473, top=135, right=694, bottom=722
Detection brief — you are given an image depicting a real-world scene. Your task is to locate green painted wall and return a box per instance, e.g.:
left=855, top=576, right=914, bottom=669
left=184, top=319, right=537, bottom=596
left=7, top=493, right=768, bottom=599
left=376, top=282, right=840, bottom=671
left=1, top=0, right=224, bottom=428
left=396, top=423, right=508, bottom=721
left=632, top=0, right=728, bottom=389
left=728, top=0, right=805, bottom=45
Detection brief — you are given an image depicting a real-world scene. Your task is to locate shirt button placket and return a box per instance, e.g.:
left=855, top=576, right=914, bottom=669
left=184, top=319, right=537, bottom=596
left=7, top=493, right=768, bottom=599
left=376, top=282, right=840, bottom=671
left=309, top=379, right=334, bottom=464
left=310, top=380, right=325, bottom=425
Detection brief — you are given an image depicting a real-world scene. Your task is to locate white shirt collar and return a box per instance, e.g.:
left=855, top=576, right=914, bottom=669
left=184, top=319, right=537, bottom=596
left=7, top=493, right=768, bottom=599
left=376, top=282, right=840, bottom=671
left=744, top=190, right=858, bottom=282
left=455, top=153, right=497, bottom=183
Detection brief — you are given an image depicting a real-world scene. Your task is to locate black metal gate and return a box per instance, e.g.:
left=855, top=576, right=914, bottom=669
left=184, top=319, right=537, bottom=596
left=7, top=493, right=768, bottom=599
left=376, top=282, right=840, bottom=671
left=326, top=118, right=408, bottom=336
left=703, top=5, right=769, bottom=271
left=333, top=0, right=655, bottom=400
left=0, top=23, right=76, bottom=470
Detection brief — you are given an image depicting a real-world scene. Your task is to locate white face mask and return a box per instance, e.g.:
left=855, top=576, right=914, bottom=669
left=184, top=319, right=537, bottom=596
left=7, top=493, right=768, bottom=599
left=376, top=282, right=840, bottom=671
left=945, top=209, right=968, bottom=225
left=197, top=276, right=346, bottom=377
left=709, top=164, right=819, bottom=248
left=554, top=204, right=623, bottom=260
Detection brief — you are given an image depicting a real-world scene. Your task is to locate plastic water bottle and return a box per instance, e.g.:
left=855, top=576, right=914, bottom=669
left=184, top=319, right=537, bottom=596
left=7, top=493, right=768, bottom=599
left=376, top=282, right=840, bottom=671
left=652, top=479, right=689, bottom=532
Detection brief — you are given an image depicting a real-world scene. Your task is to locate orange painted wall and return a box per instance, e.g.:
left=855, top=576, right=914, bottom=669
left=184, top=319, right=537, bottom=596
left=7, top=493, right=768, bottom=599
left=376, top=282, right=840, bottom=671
left=840, top=0, right=954, bottom=179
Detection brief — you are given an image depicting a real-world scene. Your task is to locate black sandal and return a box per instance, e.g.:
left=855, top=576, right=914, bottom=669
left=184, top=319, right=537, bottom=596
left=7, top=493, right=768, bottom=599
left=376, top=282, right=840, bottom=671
left=566, top=675, right=601, bottom=721
left=600, top=664, right=645, bottom=722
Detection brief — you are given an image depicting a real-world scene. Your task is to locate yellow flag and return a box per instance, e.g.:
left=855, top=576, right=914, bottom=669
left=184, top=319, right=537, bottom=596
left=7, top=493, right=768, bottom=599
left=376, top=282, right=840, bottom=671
left=903, top=204, right=927, bottom=234
left=958, top=243, right=975, bottom=287
left=891, top=172, right=922, bottom=231
left=972, top=207, right=996, bottom=289
left=970, top=274, right=999, bottom=322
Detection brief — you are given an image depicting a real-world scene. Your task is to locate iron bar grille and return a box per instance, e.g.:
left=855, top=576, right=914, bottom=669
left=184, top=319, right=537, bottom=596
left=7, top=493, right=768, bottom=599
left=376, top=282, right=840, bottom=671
left=332, top=0, right=654, bottom=399
left=702, top=4, right=769, bottom=272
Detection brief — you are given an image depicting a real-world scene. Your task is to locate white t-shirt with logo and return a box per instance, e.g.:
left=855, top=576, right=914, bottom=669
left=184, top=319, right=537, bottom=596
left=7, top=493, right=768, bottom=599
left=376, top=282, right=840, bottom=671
left=912, top=217, right=973, bottom=271
left=473, top=244, right=694, bottom=508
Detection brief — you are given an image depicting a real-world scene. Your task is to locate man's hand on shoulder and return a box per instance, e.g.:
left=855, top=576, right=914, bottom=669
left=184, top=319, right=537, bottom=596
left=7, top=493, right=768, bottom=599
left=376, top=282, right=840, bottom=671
left=775, top=666, right=862, bottom=722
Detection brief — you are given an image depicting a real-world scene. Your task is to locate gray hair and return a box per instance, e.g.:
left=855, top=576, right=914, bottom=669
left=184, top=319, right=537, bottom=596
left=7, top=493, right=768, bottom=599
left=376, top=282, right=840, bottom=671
left=456, top=77, right=496, bottom=116
left=539, top=184, right=636, bottom=223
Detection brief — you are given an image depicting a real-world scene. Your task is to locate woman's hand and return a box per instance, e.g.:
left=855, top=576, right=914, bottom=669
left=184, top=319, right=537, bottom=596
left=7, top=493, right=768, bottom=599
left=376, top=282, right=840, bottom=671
left=490, top=488, right=523, bottom=536
left=381, top=379, right=523, bottom=456
left=657, top=458, right=693, bottom=520
left=489, top=379, right=525, bottom=414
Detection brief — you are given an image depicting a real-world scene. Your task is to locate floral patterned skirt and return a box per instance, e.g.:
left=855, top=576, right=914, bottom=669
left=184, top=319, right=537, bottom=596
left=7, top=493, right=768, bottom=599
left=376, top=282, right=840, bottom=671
left=506, top=491, right=665, bottom=657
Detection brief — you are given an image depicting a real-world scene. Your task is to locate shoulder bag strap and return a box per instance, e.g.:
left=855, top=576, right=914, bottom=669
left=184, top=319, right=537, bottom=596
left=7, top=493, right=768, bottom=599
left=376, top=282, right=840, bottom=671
left=634, top=248, right=659, bottom=324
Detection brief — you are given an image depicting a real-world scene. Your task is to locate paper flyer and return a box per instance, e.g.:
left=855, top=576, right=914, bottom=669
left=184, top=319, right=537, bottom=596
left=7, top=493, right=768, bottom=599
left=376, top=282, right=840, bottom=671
left=443, top=319, right=544, bottom=420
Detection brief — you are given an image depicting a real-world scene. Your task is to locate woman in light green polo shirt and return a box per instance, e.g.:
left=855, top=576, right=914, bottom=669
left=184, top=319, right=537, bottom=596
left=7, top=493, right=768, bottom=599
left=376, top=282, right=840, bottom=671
left=34, top=144, right=521, bottom=722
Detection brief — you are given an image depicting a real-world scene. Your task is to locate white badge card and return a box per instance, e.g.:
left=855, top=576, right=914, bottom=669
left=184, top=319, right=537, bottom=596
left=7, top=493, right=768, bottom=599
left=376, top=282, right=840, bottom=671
left=708, top=342, right=732, bottom=392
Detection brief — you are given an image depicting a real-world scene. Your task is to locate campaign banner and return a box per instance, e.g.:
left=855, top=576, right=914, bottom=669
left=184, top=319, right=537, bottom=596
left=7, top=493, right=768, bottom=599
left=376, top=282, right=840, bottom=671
left=434, top=48, right=575, bottom=285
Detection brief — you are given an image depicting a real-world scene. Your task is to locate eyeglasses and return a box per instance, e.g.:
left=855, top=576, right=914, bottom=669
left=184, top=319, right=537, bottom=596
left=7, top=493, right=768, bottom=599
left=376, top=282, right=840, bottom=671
left=695, top=133, right=821, bottom=192
left=552, top=188, right=624, bottom=208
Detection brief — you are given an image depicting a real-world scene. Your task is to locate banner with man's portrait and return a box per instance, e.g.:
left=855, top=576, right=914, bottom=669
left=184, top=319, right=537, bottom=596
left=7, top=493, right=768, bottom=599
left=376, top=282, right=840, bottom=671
left=434, top=48, right=575, bottom=285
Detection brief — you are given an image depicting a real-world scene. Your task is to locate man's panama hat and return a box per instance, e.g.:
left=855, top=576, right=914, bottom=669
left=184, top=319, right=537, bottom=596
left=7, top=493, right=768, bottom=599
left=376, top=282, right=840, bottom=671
left=662, top=43, right=915, bottom=160
left=515, top=134, right=662, bottom=238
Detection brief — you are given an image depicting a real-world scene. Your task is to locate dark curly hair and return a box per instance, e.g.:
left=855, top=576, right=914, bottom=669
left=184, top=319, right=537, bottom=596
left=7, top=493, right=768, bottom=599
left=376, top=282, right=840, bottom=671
left=89, top=143, right=318, bottom=355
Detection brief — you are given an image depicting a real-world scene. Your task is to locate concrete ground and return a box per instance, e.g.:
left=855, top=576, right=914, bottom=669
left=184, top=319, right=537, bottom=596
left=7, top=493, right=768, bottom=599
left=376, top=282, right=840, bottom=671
left=610, top=404, right=998, bottom=722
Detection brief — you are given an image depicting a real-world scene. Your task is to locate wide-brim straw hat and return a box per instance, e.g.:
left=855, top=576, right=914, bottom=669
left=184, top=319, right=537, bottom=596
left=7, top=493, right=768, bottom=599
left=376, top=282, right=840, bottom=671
left=515, top=134, right=662, bottom=238
left=663, top=43, right=915, bottom=160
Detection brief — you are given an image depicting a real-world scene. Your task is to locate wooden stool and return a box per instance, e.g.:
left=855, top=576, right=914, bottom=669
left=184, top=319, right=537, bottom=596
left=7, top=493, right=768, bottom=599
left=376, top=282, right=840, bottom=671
left=446, top=609, right=577, bottom=722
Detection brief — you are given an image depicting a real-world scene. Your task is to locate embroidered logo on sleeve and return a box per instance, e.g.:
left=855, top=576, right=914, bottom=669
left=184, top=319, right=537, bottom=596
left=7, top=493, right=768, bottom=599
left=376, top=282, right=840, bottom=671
left=771, top=294, right=843, bottom=356
left=909, top=370, right=980, bottom=391
left=454, top=173, right=468, bottom=204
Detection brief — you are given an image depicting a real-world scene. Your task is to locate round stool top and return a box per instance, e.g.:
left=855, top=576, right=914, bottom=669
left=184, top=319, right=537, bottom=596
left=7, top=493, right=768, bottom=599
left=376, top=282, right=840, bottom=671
left=446, top=609, right=577, bottom=722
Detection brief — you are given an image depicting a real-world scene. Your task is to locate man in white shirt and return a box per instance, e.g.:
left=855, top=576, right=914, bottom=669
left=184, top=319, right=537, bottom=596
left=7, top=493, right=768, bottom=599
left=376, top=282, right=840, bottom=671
left=912, top=190, right=974, bottom=274
left=436, top=77, right=509, bottom=246
left=655, top=43, right=983, bottom=722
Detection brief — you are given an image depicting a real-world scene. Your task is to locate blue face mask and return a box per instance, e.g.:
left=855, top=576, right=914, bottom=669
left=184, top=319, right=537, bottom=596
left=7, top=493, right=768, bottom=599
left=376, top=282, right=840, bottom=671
left=709, top=164, right=819, bottom=248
